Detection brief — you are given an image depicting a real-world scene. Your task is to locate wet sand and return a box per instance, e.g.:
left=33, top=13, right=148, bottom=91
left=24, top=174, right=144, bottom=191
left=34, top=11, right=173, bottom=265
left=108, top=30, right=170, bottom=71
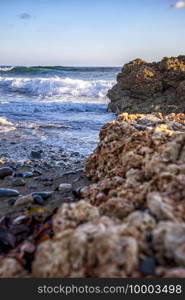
left=0, top=126, right=91, bottom=218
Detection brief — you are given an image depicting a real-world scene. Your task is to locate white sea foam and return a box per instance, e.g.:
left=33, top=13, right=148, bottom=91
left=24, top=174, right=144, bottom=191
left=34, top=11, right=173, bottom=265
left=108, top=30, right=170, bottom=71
left=0, top=66, right=14, bottom=72
left=0, top=117, right=13, bottom=126
left=0, top=76, right=115, bottom=98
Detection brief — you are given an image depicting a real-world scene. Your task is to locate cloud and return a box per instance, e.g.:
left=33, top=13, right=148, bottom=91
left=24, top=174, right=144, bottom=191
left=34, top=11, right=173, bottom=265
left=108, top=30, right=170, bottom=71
left=17, top=13, right=33, bottom=20
left=171, top=1, right=185, bottom=8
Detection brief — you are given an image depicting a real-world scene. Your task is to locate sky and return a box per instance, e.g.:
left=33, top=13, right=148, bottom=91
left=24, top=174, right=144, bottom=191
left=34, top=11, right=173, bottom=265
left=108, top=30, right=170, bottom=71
left=0, top=0, right=185, bottom=66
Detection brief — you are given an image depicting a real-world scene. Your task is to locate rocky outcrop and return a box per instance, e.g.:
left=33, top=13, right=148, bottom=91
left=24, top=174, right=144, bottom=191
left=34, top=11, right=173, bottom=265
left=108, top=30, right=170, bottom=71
left=32, top=113, right=185, bottom=278
left=107, top=56, right=185, bottom=114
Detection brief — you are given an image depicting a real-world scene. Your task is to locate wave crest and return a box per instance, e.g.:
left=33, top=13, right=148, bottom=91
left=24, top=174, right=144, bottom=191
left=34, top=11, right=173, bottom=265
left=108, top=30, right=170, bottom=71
left=0, top=76, right=114, bottom=98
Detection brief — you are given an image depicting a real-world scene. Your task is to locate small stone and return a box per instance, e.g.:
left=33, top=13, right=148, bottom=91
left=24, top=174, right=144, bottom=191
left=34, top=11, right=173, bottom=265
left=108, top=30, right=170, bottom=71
left=139, top=257, right=156, bottom=275
left=43, top=181, right=53, bottom=187
left=72, top=187, right=82, bottom=197
left=0, top=167, right=13, bottom=179
left=0, top=188, right=19, bottom=197
left=30, top=150, right=42, bottom=159
left=33, top=195, right=44, bottom=205
left=32, top=191, right=53, bottom=199
left=12, top=178, right=25, bottom=187
left=14, top=194, right=34, bottom=206
left=12, top=216, right=28, bottom=225
left=58, top=183, right=72, bottom=192
left=33, top=170, right=42, bottom=176
left=14, top=172, right=23, bottom=178
left=8, top=198, right=16, bottom=206
left=23, top=172, right=34, bottom=178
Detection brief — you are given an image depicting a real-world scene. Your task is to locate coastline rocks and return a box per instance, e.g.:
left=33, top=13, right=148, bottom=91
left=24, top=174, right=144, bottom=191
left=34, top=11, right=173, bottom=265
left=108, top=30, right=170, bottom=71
left=31, top=112, right=185, bottom=277
left=0, top=167, right=13, bottom=179
left=107, top=56, right=185, bottom=114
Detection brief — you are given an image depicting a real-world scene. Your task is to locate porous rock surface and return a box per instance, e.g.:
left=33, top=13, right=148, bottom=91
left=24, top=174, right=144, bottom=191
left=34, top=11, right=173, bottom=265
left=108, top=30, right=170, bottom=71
left=32, top=113, right=185, bottom=277
left=107, top=56, right=185, bottom=114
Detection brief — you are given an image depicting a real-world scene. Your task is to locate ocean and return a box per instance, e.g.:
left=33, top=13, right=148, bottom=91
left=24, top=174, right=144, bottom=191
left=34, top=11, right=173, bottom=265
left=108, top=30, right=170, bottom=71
left=0, top=66, right=119, bottom=155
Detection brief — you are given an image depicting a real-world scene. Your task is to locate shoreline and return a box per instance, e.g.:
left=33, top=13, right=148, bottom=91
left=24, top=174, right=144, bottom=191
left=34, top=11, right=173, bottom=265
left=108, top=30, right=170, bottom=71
left=0, top=128, right=91, bottom=218
left=1, top=56, right=185, bottom=278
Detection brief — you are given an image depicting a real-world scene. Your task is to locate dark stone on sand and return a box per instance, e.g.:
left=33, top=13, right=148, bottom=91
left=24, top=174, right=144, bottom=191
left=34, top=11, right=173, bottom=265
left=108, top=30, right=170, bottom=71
left=12, top=178, right=25, bottom=187
left=14, top=172, right=23, bottom=178
left=33, top=170, right=42, bottom=176
left=0, top=227, right=16, bottom=252
left=0, top=188, right=19, bottom=197
left=32, top=191, right=53, bottom=200
left=0, top=167, right=13, bottom=179
left=71, top=152, right=80, bottom=157
left=23, top=172, right=34, bottom=178
left=8, top=198, right=16, bottom=206
left=72, top=187, right=82, bottom=197
left=33, top=194, right=44, bottom=205
left=30, top=150, right=42, bottom=159
left=62, top=170, right=77, bottom=176
left=139, top=257, right=156, bottom=275
left=43, top=181, right=53, bottom=187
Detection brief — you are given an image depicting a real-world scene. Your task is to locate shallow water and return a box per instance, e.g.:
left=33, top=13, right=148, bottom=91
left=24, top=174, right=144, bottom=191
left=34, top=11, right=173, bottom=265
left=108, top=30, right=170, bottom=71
left=0, top=66, right=119, bottom=155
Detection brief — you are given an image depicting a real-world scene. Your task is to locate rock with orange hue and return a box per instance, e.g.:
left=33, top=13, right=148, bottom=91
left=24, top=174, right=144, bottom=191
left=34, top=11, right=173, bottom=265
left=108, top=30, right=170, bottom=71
left=84, top=113, right=185, bottom=223
left=107, top=56, right=185, bottom=114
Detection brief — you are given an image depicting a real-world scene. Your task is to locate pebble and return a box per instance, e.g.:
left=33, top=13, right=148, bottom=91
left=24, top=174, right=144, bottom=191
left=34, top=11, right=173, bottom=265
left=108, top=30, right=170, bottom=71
left=139, top=257, right=156, bottom=275
left=33, top=170, right=42, bottom=176
left=0, top=188, right=19, bottom=197
left=30, top=150, right=42, bottom=159
left=12, top=178, right=25, bottom=187
left=32, top=191, right=53, bottom=199
left=72, top=187, right=82, bottom=197
left=62, top=171, right=77, bottom=176
left=0, top=167, right=13, bottom=179
left=8, top=198, right=16, bottom=206
left=23, top=172, right=34, bottom=178
left=12, top=215, right=28, bottom=225
left=14, top=194, right=34, bottom=206
left=58, top=183, right=72, bottom=192
left=32, top=195, right=44, bottom=205
left=14, top=172, right=23, bottom=178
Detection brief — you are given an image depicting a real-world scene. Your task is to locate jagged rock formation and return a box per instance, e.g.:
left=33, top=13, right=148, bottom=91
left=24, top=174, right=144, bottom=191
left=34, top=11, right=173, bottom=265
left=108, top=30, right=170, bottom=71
left=107, top=56, right=185, bottom=114
left=31, top=113, right=185, bottom=278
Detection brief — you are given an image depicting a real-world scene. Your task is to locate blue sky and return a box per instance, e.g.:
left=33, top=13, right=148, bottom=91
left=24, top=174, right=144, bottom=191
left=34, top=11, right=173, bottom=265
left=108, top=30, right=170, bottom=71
left=0, top=0, right=185, bottom=66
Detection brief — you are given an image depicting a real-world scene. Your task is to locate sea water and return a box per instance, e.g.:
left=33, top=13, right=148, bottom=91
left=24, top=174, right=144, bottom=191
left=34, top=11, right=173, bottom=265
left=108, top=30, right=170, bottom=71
left=0, top=66, right=120, bottom=155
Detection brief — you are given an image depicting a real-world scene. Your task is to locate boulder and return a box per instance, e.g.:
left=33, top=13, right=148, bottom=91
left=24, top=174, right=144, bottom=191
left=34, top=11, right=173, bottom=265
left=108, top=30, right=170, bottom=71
left=107, top=56, right=185, bottom=114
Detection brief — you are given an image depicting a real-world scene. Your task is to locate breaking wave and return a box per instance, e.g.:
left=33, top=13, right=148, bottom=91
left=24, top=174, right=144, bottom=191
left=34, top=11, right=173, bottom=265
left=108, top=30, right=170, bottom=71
left=0, top=76, right=115, bottom=98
